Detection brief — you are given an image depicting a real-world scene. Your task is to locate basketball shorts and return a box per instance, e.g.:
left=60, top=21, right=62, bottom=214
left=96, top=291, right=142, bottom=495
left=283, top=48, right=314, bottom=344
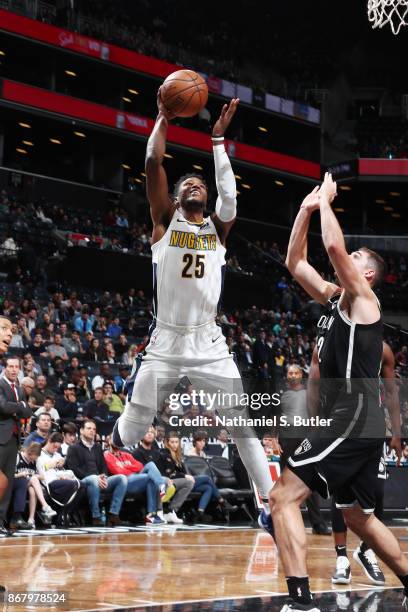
left=287, top=435, right=384, bottom=514
left=126, top=319, right=243, bottom=414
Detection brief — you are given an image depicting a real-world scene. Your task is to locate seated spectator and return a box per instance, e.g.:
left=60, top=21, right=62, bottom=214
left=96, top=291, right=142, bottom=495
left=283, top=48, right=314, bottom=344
left=104, top=436, right=170, bottom=525
left=9, top=323, right=25, bottom=349
left=60, top=422, right=78, bottom=457
left=216, top=429, right=232, bottom=460
left=107, top=317, right=122, bottom=339
left=66, top=419, right=127, bottom=526
left=158, top=433, right=237, bottom=524
left=84, top=338, right=103, bottom=362
left=102, top=381, right=124, bottom=414
left=83, top=388, right=112, bottom=421
left=55, top=383, right=79, bottom=422
left=47, top=333, right=69, bottom=362
left=91, top=362, right=112, bottom=390
left=132, top=426, right=161, bottom=465
left=29, top=333, right=48, bottom=358
left=13, top=442, right=57, bottom=529
left=114, top=365, right=130, bottom=400
left=34, top=395, right=60, bottom=424
left=400, top=443, right=408, bottom=465
left=186, top=431, right=208, bottom=457
left=62, top=330, right=84, bottom=356
left=47, top=359, right=68, bottom=391
left=114, top=334, right=128, bottom=360
left=31, top=374, right=55, bottom=405
left=24, top=413, right=52, bottom=446
left=261, top=431, right=282, bottom=460
left=74, top=311, right=93, bottom=334
left=37, top=432, right=84, bottom=518
left=121, top=344, right=139, bottom=367
left=70, top=369, right=91, bottom=402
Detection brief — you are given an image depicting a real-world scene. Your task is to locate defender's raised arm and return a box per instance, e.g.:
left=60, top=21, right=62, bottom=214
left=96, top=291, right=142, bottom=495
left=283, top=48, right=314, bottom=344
left=286, top=186, right=338, bottom=305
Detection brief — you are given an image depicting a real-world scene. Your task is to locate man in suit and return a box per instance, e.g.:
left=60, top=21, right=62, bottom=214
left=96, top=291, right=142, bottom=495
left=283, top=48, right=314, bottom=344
left=0, top=350, right=33, bottom=534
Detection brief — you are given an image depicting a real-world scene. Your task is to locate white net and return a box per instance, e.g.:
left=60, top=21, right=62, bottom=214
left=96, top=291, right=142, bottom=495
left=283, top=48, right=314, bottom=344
left=367, top=0, right=408, bottom=34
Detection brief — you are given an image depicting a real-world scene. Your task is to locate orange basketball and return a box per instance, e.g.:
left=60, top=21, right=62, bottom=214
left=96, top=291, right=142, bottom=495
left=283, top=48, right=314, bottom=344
left=160, top=69, right=208, bottom=118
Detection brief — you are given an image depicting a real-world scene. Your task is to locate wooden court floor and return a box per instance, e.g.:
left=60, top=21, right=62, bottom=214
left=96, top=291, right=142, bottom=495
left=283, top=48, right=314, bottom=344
left=0, top=526, right=407, bottom=611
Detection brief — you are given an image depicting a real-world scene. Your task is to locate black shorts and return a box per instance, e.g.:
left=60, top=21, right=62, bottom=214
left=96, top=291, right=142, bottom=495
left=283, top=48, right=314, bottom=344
left=287, top=436, right=384, bottom=514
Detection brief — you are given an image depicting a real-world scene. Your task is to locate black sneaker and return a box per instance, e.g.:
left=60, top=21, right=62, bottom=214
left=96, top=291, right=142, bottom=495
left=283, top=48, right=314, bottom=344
left=332, top=555, right=351, bottom=584
left=280, top=599, right=320, bottom=611
left=353, top=547, right=385, bottom=585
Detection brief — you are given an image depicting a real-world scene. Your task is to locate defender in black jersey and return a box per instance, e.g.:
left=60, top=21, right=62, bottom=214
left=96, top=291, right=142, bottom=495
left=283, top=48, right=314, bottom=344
left=269, top=173, right=408, bottom=612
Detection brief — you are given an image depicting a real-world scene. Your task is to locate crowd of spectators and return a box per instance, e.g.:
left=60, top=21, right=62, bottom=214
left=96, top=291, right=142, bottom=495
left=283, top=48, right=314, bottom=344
left=32, top=0, right=337, bottom=103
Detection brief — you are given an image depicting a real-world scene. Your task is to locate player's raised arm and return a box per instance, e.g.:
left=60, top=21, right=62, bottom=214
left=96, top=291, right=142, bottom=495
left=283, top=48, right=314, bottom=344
left=145, top=90, right=175, bottom=241
left=319, top=172, right=373, bottom=300
left=286, top=186, right=339, bottom=305
left=382, top=341, right=402, bottom=465
left=211, top=98, right=239, bottom=244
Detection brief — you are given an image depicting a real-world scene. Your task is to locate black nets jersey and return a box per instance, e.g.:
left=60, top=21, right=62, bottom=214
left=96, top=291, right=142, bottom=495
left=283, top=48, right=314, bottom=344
left=315, top=290, right=384, bottom=436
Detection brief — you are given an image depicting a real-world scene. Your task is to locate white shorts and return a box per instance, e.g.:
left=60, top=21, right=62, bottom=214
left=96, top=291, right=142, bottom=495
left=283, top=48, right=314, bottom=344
left=127, top=319, right=242, bottom=412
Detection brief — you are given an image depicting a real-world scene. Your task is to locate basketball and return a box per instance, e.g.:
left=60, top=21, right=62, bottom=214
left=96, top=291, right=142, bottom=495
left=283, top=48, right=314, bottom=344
left=160, top=69, right=208, bottom=118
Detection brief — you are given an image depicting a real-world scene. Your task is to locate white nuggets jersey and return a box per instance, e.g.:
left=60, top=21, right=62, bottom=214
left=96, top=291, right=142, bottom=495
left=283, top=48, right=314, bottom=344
left=151, top=209, right=226, bottom=326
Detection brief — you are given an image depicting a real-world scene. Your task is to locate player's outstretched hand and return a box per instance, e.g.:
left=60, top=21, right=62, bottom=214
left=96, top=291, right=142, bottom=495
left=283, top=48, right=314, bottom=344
left=212, top=98, right=240, bottom=138
left=319, top=172, right=337, bottom=204
left=300, top=185, right=320, bottom=213
left=157, top=87, right=176, bottom=121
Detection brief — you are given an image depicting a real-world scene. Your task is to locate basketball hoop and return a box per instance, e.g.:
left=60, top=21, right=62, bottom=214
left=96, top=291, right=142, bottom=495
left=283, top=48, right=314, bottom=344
left=367, top=0, right=408, bottom=34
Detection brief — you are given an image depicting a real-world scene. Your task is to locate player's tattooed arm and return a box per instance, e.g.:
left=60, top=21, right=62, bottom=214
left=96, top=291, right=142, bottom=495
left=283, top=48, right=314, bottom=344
left=286, top=186, right=338, bottom=305
left=145, top=89, right=175, bottom=240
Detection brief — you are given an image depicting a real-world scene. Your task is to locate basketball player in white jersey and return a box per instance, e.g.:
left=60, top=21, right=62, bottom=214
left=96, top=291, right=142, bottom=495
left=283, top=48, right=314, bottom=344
left=113, top=94, right=273, bottom=517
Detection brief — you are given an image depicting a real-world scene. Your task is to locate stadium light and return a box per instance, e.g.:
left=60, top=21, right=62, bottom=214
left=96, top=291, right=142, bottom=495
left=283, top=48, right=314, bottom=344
left=193, top=164, right=203, bottom=170
left=164, top=153, right=173, bottom=159
left=234, top=174, right=242, bottom=180
left=375, top=199, right=386, bottom=204
left=128, top=88, right=139, bottom=95
left=258, top=126, right=268, bottom=132
left=22, top=140, right=34, bottom=146
left=391, top=213, right=401, bottom=218
left=122, top=97, right=132, bottom=103
left=384, top=206, right=394, bottom=211
left=65, top=70, right=77, bottom=77
left=49, top=138, right=62, bottom=144
left=16, top=148, right=27, bottom=154
left=18, top=122, right=31, bottom=128
left=122, top=164, right=131, bottom=170
left=334, top=208, right=345, bottom=212
left=74, top=131, right=86, bottom=138
left=241, top=183, right=251, bottom=189
left=275, top=180, right=284, bottom=186
left=390, top=192, right=400, bottom=196
left=0, top=51, right=5, bottom=56
left=339, top=185, right=351, bottom=191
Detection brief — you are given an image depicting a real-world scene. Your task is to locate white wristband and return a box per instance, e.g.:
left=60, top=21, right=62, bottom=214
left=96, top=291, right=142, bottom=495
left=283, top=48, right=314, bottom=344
left=211, top=136, right=224, bottom=142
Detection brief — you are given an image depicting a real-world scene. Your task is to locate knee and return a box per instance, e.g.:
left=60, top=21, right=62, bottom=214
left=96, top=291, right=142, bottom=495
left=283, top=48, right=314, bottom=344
left=86, top=475, right=99, bottom=489
left=269, top=484, right=285, bottom=513
left=342, top=507, right=370, bottom=532
left=118, top=475, right=128, bottom=487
